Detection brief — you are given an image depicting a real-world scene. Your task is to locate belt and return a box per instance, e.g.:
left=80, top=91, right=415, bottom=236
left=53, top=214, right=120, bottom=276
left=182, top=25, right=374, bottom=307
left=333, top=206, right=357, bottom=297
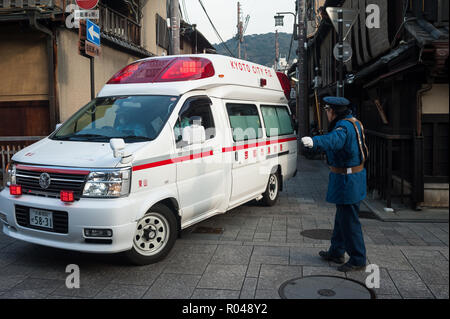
left=330, top=164, right=364, bottom=175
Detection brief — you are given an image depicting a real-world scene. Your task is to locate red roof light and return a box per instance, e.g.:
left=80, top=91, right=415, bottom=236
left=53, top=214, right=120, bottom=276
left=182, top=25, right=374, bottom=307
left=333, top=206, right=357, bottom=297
left=159, top=58, right=215, bottom=82
left=107, top=62, right=142, bottom=84
left=107, top=57, right=215, bottom=84
left=260, top=78, right=267, bottom=87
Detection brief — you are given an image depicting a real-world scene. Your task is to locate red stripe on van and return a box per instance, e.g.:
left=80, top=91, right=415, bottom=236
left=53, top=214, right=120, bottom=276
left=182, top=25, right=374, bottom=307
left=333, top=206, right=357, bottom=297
left=133, top=137, right=296, bottom=172
left=133, top=150, right=214, bottom=172
left=222, top=137, right=297, bottom=153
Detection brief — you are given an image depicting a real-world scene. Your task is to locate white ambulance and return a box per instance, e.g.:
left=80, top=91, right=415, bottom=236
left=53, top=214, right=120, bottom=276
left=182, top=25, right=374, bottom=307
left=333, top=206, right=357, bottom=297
left=0, top=54, right=298, bottom=265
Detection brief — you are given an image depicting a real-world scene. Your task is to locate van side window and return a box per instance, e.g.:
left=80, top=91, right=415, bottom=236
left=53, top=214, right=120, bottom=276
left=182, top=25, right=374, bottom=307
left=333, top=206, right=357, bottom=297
left=226, top=103, right=263, bottom=141
left=261, top=105, right=294, bottom=137
left=174, top=97, right=216, bottom=147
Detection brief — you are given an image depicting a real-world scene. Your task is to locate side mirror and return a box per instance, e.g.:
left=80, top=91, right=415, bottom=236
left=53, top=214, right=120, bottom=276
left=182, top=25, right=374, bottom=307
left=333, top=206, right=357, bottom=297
left=110, top=138, right=126, bottom=158
left=55, top=123, right=62, bottom=130
left=110, top=138, right=134, bottom=164
left=182, top=125, right=206, bottom=145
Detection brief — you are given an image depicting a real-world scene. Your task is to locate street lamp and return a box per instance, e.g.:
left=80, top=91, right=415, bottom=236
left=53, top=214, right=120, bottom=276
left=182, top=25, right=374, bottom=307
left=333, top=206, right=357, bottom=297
left=274, top=11, right=296, bottom=27
left=274, top=14, right=285, bottom=26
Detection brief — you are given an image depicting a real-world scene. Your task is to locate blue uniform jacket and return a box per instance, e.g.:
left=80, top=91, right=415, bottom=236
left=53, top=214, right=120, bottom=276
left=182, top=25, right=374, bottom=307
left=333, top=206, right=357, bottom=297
left=312, top=115, right=367, bottom=205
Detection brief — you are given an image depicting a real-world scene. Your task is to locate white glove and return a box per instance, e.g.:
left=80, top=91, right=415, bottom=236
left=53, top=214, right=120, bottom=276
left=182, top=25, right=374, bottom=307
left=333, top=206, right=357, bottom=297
left=301, top=137, right=314, bottom=148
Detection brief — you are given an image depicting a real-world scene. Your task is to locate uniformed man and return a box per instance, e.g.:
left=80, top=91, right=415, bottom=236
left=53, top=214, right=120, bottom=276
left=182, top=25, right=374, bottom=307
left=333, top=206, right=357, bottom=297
left=301, top=96, right=369, bottom=272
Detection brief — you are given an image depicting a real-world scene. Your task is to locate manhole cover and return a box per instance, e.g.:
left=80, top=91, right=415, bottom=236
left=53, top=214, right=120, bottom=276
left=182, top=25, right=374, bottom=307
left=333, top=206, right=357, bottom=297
left=318, top=289, right=336, bottom=297
left=192, top=226, right=224, bottom=234
left=279, top=276, right=376, bottom=299
left=301, top=229, right=333, bottom=240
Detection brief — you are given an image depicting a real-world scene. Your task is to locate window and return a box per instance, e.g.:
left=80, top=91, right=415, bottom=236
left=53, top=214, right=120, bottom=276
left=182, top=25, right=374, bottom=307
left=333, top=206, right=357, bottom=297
left=226, top=103, right=263, bottom=141
left=174, top=97, right=216, bottom=147
left=52, top=96, right=179, bottom=143
left=156, top=14, right=169, bottom=50
left=261, top=105, right=294, bottom=137
left=99, top=1, right=142, bottom=46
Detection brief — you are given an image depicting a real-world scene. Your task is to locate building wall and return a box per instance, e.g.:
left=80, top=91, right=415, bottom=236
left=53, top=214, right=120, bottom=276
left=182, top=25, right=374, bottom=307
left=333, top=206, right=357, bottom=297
left=422, top=84, right=449, bottom=114
left=57, top=29, right=139, bottom=121
left=141, top=0, right=168, bottom=56
left=0, top=25, right=52, bottom=137
left=0, top=26, right=49, bottom=102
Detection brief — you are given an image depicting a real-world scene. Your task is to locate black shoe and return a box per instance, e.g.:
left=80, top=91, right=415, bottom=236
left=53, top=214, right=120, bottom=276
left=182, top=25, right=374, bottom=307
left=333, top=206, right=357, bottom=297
left=319, top=251, right=345, bottom=264
left=337, top=262, right=366, bottom=272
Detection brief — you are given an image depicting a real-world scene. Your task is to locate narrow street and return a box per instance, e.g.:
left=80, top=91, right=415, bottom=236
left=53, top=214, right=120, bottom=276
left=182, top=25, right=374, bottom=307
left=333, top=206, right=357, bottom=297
left=0, top=157, right=448, bottom=299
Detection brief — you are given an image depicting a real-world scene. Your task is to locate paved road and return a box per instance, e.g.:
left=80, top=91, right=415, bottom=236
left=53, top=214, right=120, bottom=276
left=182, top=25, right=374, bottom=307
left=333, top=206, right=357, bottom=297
left=0, top=158, right=448, bottom=299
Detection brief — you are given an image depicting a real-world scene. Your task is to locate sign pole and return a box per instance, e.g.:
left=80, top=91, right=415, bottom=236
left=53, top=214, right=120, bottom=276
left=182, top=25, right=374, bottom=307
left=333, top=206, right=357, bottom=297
left=337, top=9, right=344, bottom=97
left=297, top=0, right=308, bottom=141
left=90, top=57, right=95, bottom=100
left=326, top=7, right=358, bottom=97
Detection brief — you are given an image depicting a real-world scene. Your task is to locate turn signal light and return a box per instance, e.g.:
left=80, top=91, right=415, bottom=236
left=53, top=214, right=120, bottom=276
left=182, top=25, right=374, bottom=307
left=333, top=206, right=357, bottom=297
left=60, top=191, right=74, bottom=203
left=10, top=185, right=22, bottom=196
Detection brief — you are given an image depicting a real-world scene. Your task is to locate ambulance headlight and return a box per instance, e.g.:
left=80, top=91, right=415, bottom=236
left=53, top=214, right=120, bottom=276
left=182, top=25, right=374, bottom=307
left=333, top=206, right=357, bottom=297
left=6, top=163, right=17, bottom=187
left=82, top=169, right=131, bottom=198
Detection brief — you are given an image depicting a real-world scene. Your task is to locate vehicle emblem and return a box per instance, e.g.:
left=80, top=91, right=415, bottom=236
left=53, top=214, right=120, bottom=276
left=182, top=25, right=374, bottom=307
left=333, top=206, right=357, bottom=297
left=39, top=173, right=51, bottom=189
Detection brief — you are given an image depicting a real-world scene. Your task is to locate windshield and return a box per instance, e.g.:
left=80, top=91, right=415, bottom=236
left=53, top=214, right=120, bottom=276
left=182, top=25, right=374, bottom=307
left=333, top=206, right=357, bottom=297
left=52, top=95, right=179, bottom=143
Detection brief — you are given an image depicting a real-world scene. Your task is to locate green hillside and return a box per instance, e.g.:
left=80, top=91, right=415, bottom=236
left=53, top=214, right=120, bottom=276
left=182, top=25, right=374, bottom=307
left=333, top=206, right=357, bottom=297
left=214, top=33, right=296, bottom=67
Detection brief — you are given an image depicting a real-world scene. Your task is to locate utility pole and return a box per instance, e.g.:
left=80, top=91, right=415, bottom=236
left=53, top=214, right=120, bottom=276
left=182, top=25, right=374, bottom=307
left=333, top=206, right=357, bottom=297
left=237, top=2, right=243, bottom=59
left=337, top=8, right=344, bottom=97
left=170, top=0, right=180, bottom=55
left=275, top=30, right=280, bottom=71
left=297, top=0, right=308, bottom=139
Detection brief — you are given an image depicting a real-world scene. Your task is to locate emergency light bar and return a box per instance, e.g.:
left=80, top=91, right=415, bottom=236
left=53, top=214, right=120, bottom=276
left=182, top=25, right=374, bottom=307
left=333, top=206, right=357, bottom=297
left=107, top=57, right=215, bottom=84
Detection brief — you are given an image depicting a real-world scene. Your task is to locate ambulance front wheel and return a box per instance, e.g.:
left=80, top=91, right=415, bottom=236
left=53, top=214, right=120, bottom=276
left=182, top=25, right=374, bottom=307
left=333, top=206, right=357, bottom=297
left=262, top=172, right=280, bottom=206
left=124, top=203, right=178, bottom=265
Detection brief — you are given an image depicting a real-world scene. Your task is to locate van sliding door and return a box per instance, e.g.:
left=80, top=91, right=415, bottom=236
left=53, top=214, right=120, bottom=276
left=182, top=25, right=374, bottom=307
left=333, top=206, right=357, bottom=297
left=225, top=102, right=268, bottom=206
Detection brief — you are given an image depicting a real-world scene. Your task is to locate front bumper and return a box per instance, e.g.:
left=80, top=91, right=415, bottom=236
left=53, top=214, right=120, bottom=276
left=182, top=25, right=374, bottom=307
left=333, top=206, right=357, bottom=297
left=0, top=189, right=141, bottom=254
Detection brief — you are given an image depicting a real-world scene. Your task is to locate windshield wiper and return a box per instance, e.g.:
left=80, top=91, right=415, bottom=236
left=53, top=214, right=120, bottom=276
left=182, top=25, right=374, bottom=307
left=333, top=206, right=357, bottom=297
left=54, top=133, right=110, bottom=141
left=120, top=135, right=153, bottom=142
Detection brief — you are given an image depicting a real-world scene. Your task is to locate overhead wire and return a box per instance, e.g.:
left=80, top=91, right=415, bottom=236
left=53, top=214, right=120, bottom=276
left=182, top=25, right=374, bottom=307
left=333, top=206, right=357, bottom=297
left=198, top=0, right=235, bottom=57
left=182, top=0, right=190, bottom=23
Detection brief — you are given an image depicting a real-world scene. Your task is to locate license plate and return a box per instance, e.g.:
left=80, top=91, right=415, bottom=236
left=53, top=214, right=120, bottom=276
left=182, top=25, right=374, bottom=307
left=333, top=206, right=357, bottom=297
left=29, top=209, right=53, bottom=230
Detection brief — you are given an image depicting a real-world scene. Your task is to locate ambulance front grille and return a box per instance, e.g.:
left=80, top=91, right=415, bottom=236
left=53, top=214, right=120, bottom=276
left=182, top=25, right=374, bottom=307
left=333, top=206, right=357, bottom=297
left=16, top=169, right=87, bottom=200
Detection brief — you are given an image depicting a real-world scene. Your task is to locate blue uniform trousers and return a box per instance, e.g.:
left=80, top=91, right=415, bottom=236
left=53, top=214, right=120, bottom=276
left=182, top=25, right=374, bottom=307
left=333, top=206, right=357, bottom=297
left=328, top=203, right=367, bottom=266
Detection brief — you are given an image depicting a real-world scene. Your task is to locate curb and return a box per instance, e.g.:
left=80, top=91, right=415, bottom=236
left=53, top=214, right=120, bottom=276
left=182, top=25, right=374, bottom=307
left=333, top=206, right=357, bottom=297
left=362, top=199, right=449, bottom=223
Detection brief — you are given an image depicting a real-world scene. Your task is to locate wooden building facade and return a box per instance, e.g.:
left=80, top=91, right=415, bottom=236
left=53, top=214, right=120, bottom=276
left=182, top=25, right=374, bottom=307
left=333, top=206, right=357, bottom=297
left=308, top=0, right=449, bottom=209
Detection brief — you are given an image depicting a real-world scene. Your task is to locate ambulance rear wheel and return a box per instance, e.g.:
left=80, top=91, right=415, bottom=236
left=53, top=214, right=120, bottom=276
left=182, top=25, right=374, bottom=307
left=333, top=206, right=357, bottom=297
left=262, top=173, right=280, bottom=206
left=124, top=203, right=177, bottom=265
